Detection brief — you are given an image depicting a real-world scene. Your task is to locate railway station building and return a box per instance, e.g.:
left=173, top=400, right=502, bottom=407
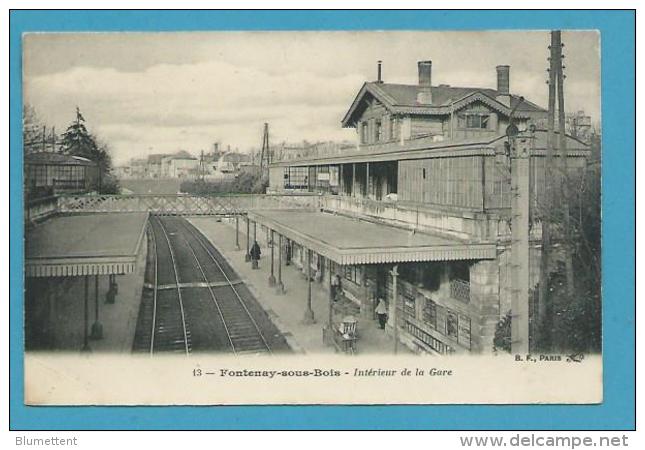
left=256, top=61, right=590, bottom=355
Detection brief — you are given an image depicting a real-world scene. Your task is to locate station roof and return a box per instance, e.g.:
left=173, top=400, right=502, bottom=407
left=25, top=213, right=148, bottom=277
left=341, top=82, right=546, bottom=128
left=247, top=209, right=495, bottom=266
left=271, top=130, right=590, bottom=167
left=25, top=152, right=96, bottom=167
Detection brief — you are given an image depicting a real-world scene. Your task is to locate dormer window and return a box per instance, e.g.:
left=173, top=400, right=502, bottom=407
left=459, top=113, right=490, bottom=129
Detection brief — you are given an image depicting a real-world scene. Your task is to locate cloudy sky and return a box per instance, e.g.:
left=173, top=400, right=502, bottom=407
left=23, top=31, right=600, bottom=165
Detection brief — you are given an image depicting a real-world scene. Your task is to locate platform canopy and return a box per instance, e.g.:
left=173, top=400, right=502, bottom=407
left=247, top=209, right=495, bottom=266
left=25, top=212, right=148, bottom=277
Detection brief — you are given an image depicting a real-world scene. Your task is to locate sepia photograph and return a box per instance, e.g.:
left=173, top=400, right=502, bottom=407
left=21, top=29, right=603, bottom=405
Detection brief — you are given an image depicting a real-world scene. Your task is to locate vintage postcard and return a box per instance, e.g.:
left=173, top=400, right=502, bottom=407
left=21, top=30, right=603, bottom=405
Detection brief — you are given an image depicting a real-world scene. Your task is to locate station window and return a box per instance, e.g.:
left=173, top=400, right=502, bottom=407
left=402, top=294, right=415, bottom=319
left=34, top=165, right=47, bottom=186
left=284, top=167, right=309, bottom=189
left=344, top=265, right=361, bottom=285
left=446, top=310, right=459, bottom=339
left=438, top=308, right=471, bottom=349
left=390, top=117, right=397, bottom=140
left=423, top=298, right=437, bottom=329
left=375, top=120, right=383, bottom=142
left=399, top=282, right=416, bottom=319
left=361, top=122, right=369, bottom=144
left=458, top=314, right=471, bottom=349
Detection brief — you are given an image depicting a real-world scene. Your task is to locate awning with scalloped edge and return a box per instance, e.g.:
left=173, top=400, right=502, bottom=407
left=25, top=213, right=148, bottom=278
left=247, top=209, right=495, bottom=266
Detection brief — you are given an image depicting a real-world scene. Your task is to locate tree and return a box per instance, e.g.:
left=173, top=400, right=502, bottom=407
left=60, top=107, right=119, bottom=194
left=94, top=140, right=120, bottom=194
left=23, top=104, right=57, bottom=154
left=532, top=131, right=602, bottom=354
left=60, top=107, right=98, bottom=159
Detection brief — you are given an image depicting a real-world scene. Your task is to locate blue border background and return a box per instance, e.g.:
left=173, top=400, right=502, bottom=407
left=9, top=10, right=635, bottom=430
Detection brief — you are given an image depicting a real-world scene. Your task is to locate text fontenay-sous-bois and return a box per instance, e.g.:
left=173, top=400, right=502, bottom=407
left=194, top=368, right=454, bottom=379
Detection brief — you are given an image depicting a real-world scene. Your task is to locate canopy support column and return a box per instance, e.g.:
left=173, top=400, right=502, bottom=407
left=366, top=162, right=370, bottom=198
left=235, top=215, right=240, bottom=250
left=90, top=274, right=103, bottom=340
left=105, top=274, right=117, bottom=304
left=302, top=249, right=315, bottom=324
left=268, top=230, right=276, bottom=286
left=276, top=234, right=286, bottom=294
left=81, top=275, right=91, bottom=353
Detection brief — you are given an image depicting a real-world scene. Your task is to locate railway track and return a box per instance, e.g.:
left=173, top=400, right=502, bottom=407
left=178, top=220, right=272, bottom=355
left=133, top=217, right=191, bottom=355
left=133, top=216, right=277, bottom=355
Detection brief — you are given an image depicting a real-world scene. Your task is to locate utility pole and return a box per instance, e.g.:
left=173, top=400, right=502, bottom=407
left=536, top=30, right=575, bottom=351
left=555, top=33, right=575, bottom=298
left=259, top=123, right=270, bottom=174
left=198, top=150, right=205, bottom=181
left=510, top=134, right=534, bottom=354
left=504, top=92, right=531, bottom=354
left=537, top=30, right=560, bottom=349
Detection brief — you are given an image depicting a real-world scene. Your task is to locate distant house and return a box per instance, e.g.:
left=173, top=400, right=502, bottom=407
left=201, top=151, right=223, bottom=175
left=217, top=152, right=252, bottom=173
left=129, top=158, right=149, bottom=178
left=25, top=152, right=98, bottom=198
left=113, top=166, right=131, bottom=179
left=146, top=154, right=166, bottom=178
left=161, top=150, right=199, bottom=178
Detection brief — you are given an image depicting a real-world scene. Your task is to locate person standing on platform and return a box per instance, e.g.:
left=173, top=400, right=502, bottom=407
left=285, top=241, right=292, bottom=266
left=331, top=273, right=342, bottom=302
left=250, top=240, right=261, bottom=270
left=375, top=297, right=388, bottom=329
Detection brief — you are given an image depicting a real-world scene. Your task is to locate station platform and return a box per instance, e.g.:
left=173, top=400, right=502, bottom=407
left=24, top=213, right=148, bottom=352
left=189, top=217, right=411, bottom=355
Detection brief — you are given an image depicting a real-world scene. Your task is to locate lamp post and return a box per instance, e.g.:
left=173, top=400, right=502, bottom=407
left=245, top=217, right=250, bottom=262
left=391, top=265, right=399, bottom=355
left=302, top=249, right=315, bottom=324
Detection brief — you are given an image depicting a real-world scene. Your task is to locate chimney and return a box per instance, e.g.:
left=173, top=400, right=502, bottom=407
left=418, top=60, right=432, bottom=86
left=496, top=65, right=510, bottom=94
left=377, top=60, right=383, bottom=83
left=417, top=60, right=433, bottom=104
left=496, top=65, right=511, bottom=107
